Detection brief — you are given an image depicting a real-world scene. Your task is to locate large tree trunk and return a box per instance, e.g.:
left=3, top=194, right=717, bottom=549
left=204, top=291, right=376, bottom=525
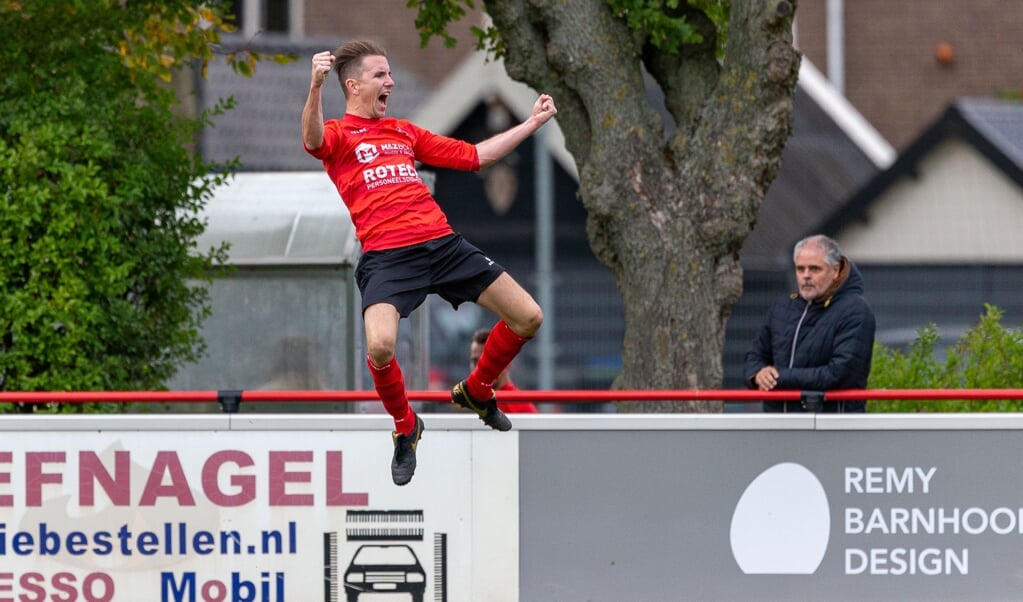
left=486, top=0, right=800, bottom=411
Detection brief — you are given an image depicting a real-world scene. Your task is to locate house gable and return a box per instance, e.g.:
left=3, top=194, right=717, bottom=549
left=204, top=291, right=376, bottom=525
left=821, top=98, right=1023, bottom=264
left=840, top=139, right=1023, bottom=263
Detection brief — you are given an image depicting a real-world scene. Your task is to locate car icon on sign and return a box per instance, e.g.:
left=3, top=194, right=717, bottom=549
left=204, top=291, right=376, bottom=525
left=344, top=543, right=426, bottom=602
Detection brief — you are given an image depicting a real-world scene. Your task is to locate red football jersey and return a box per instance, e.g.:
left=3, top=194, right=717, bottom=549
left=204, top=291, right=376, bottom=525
left=497, top=380, right=539, bottom=414
left=306, top=113, right=479, bottom=251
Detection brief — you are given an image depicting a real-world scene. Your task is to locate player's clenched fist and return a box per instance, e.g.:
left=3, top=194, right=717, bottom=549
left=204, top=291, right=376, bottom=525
left=532, top=93, right=557, bottom=124
left=310, top=51, right=334, bottom=87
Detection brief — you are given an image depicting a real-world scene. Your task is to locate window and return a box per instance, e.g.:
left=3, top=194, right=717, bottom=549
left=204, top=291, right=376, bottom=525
left=224, top=0, right=298, bottom=37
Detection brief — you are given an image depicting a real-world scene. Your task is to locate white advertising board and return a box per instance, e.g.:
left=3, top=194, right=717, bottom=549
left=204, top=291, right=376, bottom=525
left=0, top=415, right=517, bottom=602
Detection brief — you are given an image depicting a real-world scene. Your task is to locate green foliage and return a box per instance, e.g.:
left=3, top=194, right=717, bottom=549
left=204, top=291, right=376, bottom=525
left=607, top=0, right=729, bottom=55
left=0, top=0, right=269, bottom=412
left=409, top=0, right=729, bottom=57
left=407, top=0, right=476, bottom=49
left=117, top=1, right=296, bottom=80
left=607, top=0, right=700, bottom=51
left=868, top=305, right=1023, bottom=412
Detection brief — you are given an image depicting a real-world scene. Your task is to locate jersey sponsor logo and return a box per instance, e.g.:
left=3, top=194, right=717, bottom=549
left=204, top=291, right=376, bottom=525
left=362, top=163, right=421, bottom=190
left=355, top=143, right=380, bottom=164
left=379, top=142, right=414, bottom=157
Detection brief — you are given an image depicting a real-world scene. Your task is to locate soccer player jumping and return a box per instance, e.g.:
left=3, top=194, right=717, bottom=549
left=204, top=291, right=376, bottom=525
left=301, top=40, right=558, bottom=486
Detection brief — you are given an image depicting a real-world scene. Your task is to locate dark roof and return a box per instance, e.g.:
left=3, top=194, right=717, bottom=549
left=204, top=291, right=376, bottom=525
left=816, top=98, right=1023, bottom=237
left=739, top=86, right=882, bottom=270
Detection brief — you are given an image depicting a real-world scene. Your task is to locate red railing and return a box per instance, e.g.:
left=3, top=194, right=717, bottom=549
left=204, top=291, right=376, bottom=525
left=0, top=389, right=1021, bottom=412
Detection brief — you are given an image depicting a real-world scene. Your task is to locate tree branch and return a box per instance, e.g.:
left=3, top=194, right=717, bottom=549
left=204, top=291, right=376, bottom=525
left=642, top=4, right=720, bottom=138
left=684, top=0, right=799, bottom=250
left=486, top=0, right=658, bottom=170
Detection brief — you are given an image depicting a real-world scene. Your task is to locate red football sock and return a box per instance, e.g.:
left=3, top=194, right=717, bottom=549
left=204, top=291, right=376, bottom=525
left=367, top=356, right=415, bottom=435
left=467, top=321, right=530, bottom=400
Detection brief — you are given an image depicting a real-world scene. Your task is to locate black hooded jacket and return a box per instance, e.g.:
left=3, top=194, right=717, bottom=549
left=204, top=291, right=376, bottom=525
left=743, top=259, right=876, bottom=413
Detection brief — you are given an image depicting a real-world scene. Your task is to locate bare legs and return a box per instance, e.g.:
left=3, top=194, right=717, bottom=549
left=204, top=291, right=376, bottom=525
left=364, top=272, right=542, bottom=428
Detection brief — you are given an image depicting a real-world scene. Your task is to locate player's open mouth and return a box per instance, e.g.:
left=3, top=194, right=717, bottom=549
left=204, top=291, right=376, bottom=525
left=378, top=93, right=389, bottom=110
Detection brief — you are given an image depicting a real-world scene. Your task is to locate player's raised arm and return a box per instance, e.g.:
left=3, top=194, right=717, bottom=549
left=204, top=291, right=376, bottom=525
left=475, top=94, right=557, bottom=169
left=302, top=51, right=335, bottom=151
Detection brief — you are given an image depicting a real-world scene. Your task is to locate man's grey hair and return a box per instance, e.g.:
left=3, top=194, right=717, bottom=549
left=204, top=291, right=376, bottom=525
left=793, top=234, right=842, bottom=266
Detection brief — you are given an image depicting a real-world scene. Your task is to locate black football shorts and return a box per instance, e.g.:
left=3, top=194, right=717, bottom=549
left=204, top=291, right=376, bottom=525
left=355, top=234, right=506, bottom=317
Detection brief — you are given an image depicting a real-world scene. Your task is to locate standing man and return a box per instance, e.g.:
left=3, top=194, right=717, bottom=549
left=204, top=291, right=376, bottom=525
left=469, top=327, right=539, bottom=414
left=302, top=40, right=557, bottom=485
left=744, top=234, right=876, bottom=413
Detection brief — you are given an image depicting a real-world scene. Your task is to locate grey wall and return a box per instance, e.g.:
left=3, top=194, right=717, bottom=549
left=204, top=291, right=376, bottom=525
left=520, top=416, right=1023, bottom=601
